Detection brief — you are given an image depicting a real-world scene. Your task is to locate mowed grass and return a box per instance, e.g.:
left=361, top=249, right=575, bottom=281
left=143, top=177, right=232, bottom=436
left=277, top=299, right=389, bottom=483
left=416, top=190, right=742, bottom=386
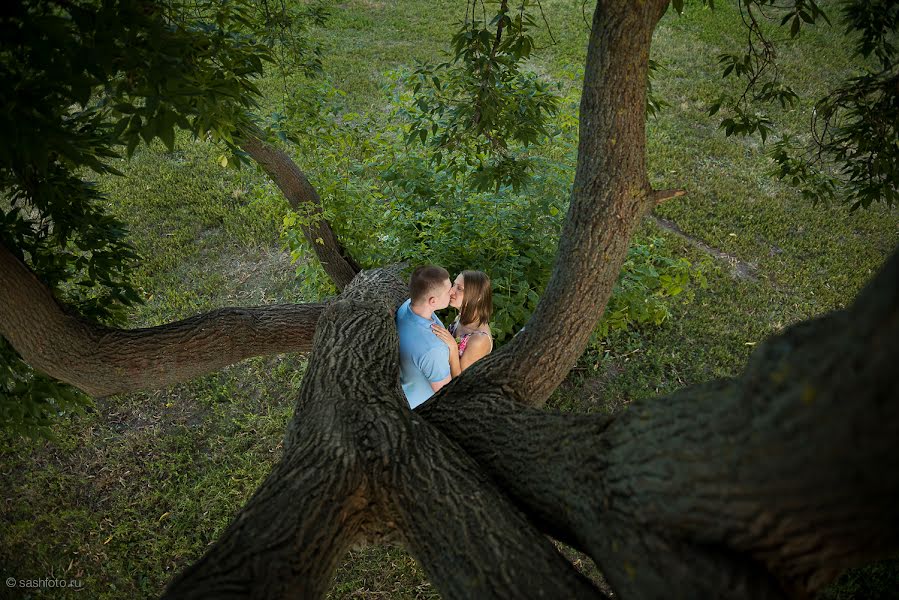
left=2, top=1, right=897, bottom=598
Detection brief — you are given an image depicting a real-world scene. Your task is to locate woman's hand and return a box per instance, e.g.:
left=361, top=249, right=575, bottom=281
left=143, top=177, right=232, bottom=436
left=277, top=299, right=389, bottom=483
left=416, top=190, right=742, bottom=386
left=431, top=324, right=458, bottom=355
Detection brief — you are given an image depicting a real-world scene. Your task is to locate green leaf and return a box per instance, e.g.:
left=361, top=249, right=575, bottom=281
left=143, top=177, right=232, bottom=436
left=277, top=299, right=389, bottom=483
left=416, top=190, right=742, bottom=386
left=159, top=126, right=175, bottom=152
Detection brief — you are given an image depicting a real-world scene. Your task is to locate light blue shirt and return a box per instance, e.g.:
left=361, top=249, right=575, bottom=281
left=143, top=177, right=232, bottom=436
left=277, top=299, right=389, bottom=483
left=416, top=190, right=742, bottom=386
left=396, top=299, right=450, bottom=408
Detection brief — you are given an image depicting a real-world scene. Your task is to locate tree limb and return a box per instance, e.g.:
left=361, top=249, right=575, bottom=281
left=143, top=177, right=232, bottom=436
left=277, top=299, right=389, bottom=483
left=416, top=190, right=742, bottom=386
left=165, top=268, right=604, bottom=600
left=163, top=396, right=369, bottom=599
left=389, top=415, right=606, bottom=600
left=463, top=0, right=672, bottom=407
left=240, top=128, right=361, bottom=290
left=420, top=244, right=899, bottom=598
left=164, top=270, right=408, bottom=599
left=0, top=241, right=325, bottom=397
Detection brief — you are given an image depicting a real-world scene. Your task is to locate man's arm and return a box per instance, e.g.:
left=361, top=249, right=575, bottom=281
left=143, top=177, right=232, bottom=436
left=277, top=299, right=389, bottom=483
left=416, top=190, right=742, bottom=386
left=419, top=345, right=451, bottom=395
left=430, top=376, right=451, bottom=393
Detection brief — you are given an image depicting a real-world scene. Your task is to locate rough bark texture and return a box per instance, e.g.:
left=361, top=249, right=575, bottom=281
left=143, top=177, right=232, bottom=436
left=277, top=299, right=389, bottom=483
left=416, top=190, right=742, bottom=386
left=0, top=241, right=325, bottom=397
left=165, top=269, right=605, bottom=600
left=164, top=248, right=898, bottom=600
left=418, top=247, right=899, bottom=599
left=5, top=1, right=898, bottom=598
left=468, top=0, right=671, bottom=407
left=241, top=130, right=361, bottom=290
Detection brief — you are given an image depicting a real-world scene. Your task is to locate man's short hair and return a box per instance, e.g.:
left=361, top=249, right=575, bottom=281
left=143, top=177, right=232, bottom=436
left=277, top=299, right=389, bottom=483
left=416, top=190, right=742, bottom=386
left=410, top=265, right=450, bottom=304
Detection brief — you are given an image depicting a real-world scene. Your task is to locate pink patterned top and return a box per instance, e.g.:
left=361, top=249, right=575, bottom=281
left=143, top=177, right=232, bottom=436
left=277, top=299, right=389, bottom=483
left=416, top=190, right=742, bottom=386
left=448, top=321, right=491, bottom=357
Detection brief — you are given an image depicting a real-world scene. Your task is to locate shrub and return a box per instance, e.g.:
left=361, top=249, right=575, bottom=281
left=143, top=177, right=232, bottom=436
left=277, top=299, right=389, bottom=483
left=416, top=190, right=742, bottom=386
left=282, top=74, right=704, bottom=344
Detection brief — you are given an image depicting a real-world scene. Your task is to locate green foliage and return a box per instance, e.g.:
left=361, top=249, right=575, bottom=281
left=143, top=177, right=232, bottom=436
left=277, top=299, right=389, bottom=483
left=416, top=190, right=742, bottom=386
left=646, top=59, right=671, bottom=118
left=401, top=0, right=561, bottom=191
left=694, top=0, right=899, bottom=209
left=277, top=69, right=565, bottom=337
left=596, top=239, right=707, bottom=340
left=806, top=19, right=899, bottom=211
left=256, top=0, right=331, bottom=79
left=283, top=74, right=702, bottom=343
left=2, top=2, right=897, bottom=597
left=0, top=0, right=321, bottom=435
left=766, top=0, right=899, bottom=210
left=0, top=338, right=90, bottom=440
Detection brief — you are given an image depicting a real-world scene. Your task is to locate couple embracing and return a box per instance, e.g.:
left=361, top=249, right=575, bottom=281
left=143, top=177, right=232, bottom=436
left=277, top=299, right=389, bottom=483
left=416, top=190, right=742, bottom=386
left=396, top=265, right=493, bottom=408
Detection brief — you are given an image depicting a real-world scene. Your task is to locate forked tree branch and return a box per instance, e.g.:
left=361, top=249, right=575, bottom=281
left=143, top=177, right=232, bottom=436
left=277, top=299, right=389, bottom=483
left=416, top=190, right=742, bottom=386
left=389, top=416, right=606, bottom=599
left=0, top=241, right=325, bottom=397
left=165, top=267, right=605, bottom=600
left=419, top=244, right=899, bottom=598
left=164, top=249, right=897, bottom=600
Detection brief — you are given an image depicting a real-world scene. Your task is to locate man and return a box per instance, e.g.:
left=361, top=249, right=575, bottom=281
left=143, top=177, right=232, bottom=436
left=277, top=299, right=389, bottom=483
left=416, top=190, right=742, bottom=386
left=396, top=265, right=452, bottom=408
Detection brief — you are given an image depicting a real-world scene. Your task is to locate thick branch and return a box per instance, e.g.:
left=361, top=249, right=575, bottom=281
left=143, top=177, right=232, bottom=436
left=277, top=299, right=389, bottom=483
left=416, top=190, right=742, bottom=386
left=164, top=271, right=406, bottom=599
left=464, top=0, right=672, bottom=406
left=240, top=129, right=361, bottom=290
left=166, top=267, right=604, bottom=600
left=420, top=245, right=899, bottom=598
left=163, top=428, right=368, bottom=599
left=166, top=269, right=410, bottom=598
left=0, top=241, right=324, bottom=397
left=390, top=416, right=605, bottom=600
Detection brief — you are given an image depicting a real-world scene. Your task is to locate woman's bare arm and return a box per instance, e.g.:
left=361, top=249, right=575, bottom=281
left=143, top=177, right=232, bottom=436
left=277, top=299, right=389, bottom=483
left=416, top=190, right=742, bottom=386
left=459, top=334, right=492, bottom=372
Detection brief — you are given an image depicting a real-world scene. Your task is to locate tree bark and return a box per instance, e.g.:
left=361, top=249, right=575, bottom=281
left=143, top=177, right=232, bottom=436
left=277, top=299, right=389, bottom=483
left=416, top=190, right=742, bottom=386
left=162, top=0, right=899, bottom=586
left=464, top=0, right=671, bottom=407
left=0, top=241, right=325, bottom=397
left=165, top=269, right=605, bottom=600
left=240, top=130, right=361, bottom=290
left=418, top=246, right=899, bottom=598
left=6, top=1, right=897, bottom=598
left=166, top=247, right=898, bottom=600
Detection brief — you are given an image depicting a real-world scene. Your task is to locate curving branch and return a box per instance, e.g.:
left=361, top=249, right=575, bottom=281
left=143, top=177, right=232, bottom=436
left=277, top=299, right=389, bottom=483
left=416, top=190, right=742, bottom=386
left=0, top=241, right=325, bottom=397
left=419, top=244, right=899, bottom=598
left=240, top=128, right=361, bottom=290
left=457, top=0, right=673, bottom=407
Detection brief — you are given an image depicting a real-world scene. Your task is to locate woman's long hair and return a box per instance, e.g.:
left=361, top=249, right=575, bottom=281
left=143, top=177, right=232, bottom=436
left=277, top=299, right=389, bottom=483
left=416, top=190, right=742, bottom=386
left=458, top=270, right=492, bottom=327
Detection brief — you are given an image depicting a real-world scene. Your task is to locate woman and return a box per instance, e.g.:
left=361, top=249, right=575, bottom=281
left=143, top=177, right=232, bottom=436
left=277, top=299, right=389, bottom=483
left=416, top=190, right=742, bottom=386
left=431, top=270, right=493, bottom=377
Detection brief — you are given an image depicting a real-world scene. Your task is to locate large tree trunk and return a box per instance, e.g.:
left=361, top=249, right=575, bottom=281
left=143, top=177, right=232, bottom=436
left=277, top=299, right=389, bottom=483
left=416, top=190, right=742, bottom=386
left=420, top=245, right=899, bottom=598
left=163, top=2, right=897, bottom=597
left=164, top=269, right=605, bottom=600
left=0, top=241, right=325, bottom=397
left=164, top=247, right=899, bottom=600
left=4, top=1, right=897, bottom=598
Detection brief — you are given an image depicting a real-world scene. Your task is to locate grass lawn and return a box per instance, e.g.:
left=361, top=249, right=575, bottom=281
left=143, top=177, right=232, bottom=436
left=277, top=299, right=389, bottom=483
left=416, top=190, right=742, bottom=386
left=2, top=1, right=897, bottom=598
